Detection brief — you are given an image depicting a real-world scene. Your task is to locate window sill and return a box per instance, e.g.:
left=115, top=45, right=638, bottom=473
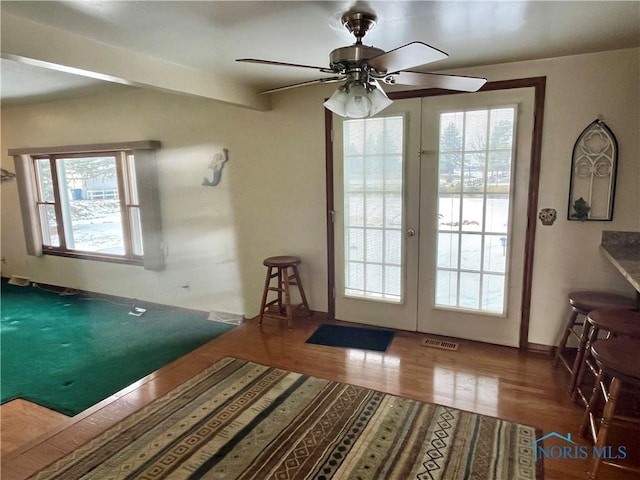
left=42, top=249, right=144, bottom=266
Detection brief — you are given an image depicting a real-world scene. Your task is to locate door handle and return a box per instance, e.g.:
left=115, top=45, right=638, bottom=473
left=406, top=228, right=416, bottom=237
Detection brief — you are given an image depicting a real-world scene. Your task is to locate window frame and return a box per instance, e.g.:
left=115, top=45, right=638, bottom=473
left=10, top=140, right=164, bottom=270
left=31, top=150, right=142, bottom=265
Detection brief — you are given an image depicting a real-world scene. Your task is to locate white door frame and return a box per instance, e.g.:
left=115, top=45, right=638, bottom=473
left=325, top=77, right=547, bottom=350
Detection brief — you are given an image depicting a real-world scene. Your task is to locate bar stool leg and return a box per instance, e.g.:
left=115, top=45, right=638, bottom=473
left=554, top=310, right=580, bottom=368
left=588, top=377, right=622, bottom=480
left=275, top=267, right=284, bottom=315
left=291, top=264, right=310, bottom=313
left=258, top=266, right=273, bottom=325
left=569, top=319, right=592, bottom=398
left=282, top=266, right=293, bottom=329
left=580, top=367, right=605, bottom=438
left=571, top=321, right=600, bottom=403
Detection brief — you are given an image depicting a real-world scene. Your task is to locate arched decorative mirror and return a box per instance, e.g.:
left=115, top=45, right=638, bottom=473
left=567, top=119, right=618, bottom=221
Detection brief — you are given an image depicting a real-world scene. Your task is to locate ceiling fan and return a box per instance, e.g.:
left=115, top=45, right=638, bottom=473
left=237, top=11, right=487, bottom=118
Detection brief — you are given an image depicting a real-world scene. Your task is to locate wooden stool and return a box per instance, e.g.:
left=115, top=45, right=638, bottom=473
left=553, top=291, right=636, bottom=376
left=579, top=338, right=640, bottom=479
left=571, top=309, right=640, bottom=405
left=258, top=256, right=310, bottom=329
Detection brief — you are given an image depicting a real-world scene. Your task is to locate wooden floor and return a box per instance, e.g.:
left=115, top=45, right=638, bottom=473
left=1, top=314, right=638, bottom=479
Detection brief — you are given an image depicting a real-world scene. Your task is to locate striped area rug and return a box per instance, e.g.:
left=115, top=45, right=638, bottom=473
left=33, top=357, right=543, bottom=479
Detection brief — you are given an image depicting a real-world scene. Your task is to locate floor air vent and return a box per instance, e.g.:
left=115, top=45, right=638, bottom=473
left=421, top=337, right=459, bottom=351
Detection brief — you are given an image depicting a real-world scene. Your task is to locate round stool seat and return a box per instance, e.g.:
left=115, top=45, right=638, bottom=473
left=263, top=256, right=301, bottom=267
left=587, top=309, right=640, bottom=337
left=591, top=338, right=640, bottom=384
left=569, top=291, right=636, bottom=313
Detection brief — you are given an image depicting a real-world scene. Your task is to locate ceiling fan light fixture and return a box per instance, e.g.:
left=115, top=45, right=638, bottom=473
left=344, top=83, right=372, bottom=118
left=323, top=86, right=349, bottom=116
left=368, top=80, right=393, bottom=116
left=325, top=80, right=393, bottom=119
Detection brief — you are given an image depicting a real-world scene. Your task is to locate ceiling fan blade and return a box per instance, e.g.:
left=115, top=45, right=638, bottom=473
left=237, top=58, right=331, bottom=72
left=258, top=76, right=345, bottom=94
left=368, top=42, right=448, bottom=74
left=387, top=71, right=487, bottom=92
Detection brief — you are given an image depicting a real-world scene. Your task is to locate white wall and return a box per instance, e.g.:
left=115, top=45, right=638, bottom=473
left=2, top=47, right=638, bottom=346
left=1, top=87, right=329, bottom=317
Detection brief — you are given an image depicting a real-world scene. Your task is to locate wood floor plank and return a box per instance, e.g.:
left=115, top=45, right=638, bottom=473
left=0, top=400, right=69, bottom=456
left=1, top=315, right=638, bottom=479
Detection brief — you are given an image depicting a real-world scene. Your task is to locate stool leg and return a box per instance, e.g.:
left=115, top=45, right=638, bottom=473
left=291, top=265, right=310, bottom=314
left=258, top=266, right=273, bottom=325
left=572, top=325, right=599, bottom=402
left=554, top=310, right=579, bottom=368
left=277, top=267, right=285, bottom=315
left=580, top=366, right=605, bottom=439
left=282, top=266, right=293, bottom=329
left=588, top=377, right=622, bottom=480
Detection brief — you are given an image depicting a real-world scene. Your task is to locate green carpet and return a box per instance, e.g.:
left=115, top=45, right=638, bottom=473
left=0, top=280, right=235, bottom=416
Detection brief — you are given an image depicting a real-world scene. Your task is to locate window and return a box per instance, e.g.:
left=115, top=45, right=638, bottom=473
left=10, top=141, right=164, bottom=270
left=435, top=107, right=516, bottom=314
left=342, top=116, right=404, bottom=302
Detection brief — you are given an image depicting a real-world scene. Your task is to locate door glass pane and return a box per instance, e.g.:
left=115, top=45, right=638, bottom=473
left=435, top=107, right=516, bottom=314
left=343, top=116, right=404, bottom=302
left=56, top=156, right=124, bottom=254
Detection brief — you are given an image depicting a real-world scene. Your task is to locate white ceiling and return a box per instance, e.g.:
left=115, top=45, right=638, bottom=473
left=1, top=1, right=639, bottom=107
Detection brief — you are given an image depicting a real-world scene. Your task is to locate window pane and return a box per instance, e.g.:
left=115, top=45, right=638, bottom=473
left=126, top=154, right=139, bottom=205
left=384, top=155, right=402, bottom=192
left=385, top=193, right=402, bottom=228
left=482, top=274, right=505, bottom=312
left=484, top=235, right=507, bottom=273
left=365, top=193, right=383, bottom=227
left=35, top=159, right=55, bottom=202
left=436, top=269, right=457, bottom=307
left=364, top=156, right=383, bottom=190
left=366, top=263, right=383, bottom=296
left=459, top=272, right=481, bottom=309
left=435, top=107, right=515, bottom=315
left=485, top=196, right=509, bottom=233
left=346, top=261, right=364, bottom=295
left=438, top=195, right=461, bottom=231
left=57, top=156, right=125, bottom=254
left=365, top=229, right=383, bottom=263
left=385, top=265, right=401, bottom=299
left=38, top=204, right=59, bottom=247
left=461, top=196, right=483, bottom=232
left=385, top=229, right=402, bottom=265
left=462, top=152, right=486, bottom=192
left=437, top=233, right=458, bottom=269
left=347, top=227, right=364, bottom=262
left=460, top=234, right=482, bottom=271
left=129, top=206, right=144, bottom=256
left=343, top=116, right=404, bottom=302
left=347, top=193, right=364, bottom=227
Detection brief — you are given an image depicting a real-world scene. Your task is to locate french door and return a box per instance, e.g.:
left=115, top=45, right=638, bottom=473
left=332, top=87, right=536, bottom=347
left=333, top=99, right=421, bottom=331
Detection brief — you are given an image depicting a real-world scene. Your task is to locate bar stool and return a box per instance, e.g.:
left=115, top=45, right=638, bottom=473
left=579, top=338, right=640, bottom=479
left=258, top=256, right=310, bottom=329
left=553, top=291, right=636, bottom=376
left=571, top=309, right=640, bottom=405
